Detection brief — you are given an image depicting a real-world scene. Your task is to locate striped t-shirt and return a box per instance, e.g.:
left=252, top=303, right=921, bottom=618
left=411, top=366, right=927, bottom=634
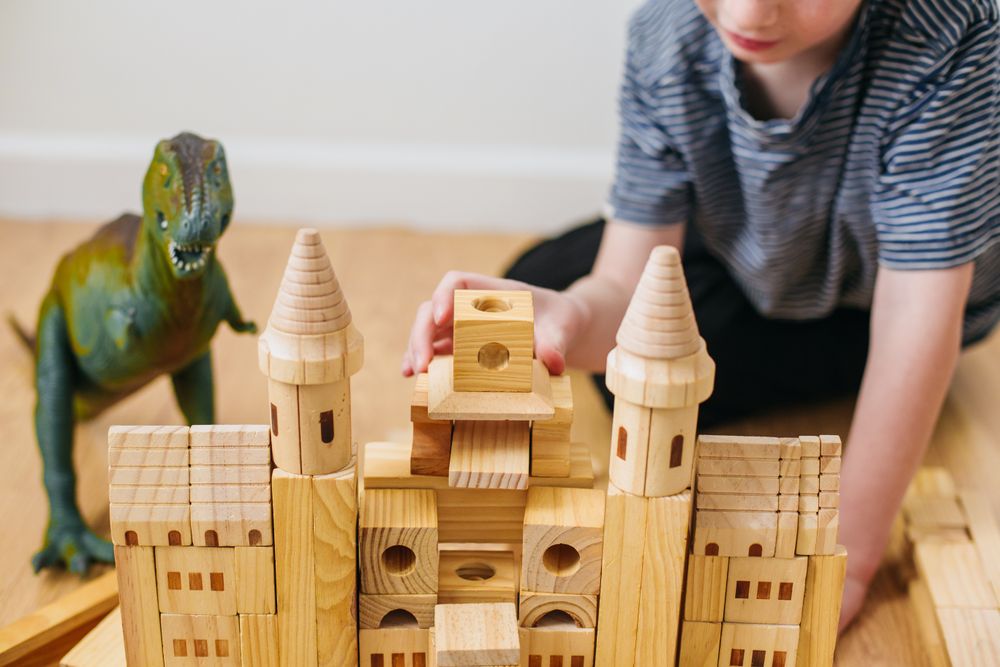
left=606, top=0, right=1000, bottom=343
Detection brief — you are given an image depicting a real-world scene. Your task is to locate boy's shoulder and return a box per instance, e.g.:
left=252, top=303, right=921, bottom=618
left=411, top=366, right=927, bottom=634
left=877, top=0, right=998, bottom=55
left=626, top=0, right=719, bottom=85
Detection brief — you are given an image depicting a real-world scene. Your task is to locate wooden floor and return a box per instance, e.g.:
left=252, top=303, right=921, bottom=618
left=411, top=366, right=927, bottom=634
left=1, top=218, right=998, bottom=665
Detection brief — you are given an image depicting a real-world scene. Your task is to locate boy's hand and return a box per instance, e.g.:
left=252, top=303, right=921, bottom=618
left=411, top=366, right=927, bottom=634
left=401, top=271, right=589, bottom=377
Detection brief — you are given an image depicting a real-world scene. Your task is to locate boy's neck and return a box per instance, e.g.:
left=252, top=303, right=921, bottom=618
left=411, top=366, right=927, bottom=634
left=739, top=21, right=855, bottom=121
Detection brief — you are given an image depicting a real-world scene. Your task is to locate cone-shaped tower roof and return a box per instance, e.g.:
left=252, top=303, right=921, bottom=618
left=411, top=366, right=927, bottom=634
left=268, top=228, right=352, bottom=336
left=615, top=245, right=701, bottom=359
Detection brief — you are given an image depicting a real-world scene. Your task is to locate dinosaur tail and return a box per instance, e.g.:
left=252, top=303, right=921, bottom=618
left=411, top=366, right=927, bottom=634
left=7, top=313, right=35, bottom=353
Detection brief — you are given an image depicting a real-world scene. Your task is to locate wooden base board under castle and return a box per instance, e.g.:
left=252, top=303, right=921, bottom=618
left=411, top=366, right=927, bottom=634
left=109, top=229, right=846, bottom=667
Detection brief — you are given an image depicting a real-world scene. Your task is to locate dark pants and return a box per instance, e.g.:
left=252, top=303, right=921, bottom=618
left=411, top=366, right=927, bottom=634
left=503, top=219, right=871, bottom=428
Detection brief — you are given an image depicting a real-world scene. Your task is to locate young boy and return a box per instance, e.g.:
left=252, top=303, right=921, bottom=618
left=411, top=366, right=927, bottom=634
left=402, top=0, right=999, bottom=628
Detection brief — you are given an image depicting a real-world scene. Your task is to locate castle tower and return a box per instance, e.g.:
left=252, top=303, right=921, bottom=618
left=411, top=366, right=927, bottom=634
left=596, top=246, right=716, bottom=666
left=258, top=228, right=364, bottom=475
left=605, top=245, right=715, bottom=497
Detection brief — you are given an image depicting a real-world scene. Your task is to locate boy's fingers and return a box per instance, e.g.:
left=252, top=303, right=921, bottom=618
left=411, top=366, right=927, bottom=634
left=405, top=301, right=436, bottom=374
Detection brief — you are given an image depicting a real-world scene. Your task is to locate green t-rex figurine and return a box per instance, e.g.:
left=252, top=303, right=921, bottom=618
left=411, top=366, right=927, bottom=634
left=22, top=132, right=257, bottom=573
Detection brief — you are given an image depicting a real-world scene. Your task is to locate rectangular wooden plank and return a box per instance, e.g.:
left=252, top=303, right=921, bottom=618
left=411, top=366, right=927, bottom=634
left=272, top=469, right=317, bottom=667
left=113, top=546, right=164, bottom=667
left=313, top=466, right=358, bottom=666
left=449, top=420, right=530, bottom=490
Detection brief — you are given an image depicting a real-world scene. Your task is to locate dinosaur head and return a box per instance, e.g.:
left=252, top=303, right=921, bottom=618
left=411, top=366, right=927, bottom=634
left=143, top=132, right=234, bottom=279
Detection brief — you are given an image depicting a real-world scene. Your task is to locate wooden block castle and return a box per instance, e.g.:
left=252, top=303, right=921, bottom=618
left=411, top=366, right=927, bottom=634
left=109, top=230, right=847, bottom=666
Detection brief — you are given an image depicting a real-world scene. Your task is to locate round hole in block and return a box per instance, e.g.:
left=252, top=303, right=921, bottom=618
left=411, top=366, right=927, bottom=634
left=381, top=545, right=417, bottom=576
left=456, top=561, right=496, bottom=581
left=533, top=610, right=579, bottom=629
left=472, top=296, right=512, bottom=313
left=379, top=609, right=419, bottom=629
left=542, top=543, right=581, bottom=577
left=478, top=342, right=510, bottom=371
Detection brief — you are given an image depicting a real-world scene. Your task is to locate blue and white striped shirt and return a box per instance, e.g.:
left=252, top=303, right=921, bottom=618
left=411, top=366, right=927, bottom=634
left=607, top=0, right=1000, bottom=342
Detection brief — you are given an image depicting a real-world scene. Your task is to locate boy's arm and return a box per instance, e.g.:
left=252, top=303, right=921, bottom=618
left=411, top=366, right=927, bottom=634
left=563, top=218, right=685, bottom=371
left=838, top=262, right=974, bottom=625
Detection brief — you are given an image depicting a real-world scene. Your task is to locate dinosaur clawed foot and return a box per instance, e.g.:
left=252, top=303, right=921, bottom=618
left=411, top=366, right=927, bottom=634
left=33, top=521, right=115, bottom=575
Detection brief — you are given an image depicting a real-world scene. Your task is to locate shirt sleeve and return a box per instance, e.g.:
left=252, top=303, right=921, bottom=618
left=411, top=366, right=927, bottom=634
left=872, top=19, right=1000, bottom=269
left=605, top=33, right=692, bottom=226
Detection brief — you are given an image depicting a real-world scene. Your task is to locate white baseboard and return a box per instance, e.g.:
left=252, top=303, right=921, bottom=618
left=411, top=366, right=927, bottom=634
left=0, top=133, right=614, bottom=232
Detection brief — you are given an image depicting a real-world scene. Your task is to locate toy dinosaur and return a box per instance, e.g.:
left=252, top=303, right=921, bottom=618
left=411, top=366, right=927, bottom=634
left=19, top=132, right=257, bottom=573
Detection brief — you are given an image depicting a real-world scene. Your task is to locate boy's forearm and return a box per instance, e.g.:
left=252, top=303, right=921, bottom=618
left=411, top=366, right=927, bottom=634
left=839, top=264, right=973, bottom=576
left=561, top=218, right=686, bottom=372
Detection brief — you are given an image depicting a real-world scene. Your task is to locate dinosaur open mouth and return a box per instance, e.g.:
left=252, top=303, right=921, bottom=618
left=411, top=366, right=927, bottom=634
left=168, top=240, right=212, bottom=272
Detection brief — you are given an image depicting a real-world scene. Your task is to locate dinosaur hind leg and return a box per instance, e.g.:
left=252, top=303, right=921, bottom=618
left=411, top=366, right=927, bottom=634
left=32, top=296, right=113, bottom=573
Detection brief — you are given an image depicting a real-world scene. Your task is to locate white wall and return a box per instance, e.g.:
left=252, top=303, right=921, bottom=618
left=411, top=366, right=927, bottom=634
left=0, top=0, right=642, bottom=231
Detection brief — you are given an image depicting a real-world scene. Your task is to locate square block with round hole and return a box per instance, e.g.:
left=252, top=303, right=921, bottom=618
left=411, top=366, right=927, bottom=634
left=453, top=290, right=534, bottom=393
left=360, top=488, right=439, bottom=595
left=522, top=487, right=605, bottom=594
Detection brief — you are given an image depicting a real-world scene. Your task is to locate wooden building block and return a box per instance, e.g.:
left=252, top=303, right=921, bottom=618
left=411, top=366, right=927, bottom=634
left=608, top=399, right=650, bottom=496
left=937, top=608, right=1000, bottom=666
left=361, top=488, right=439, bottom=595
left=961, top=491, right=1000, bottom=606
left=595, top=484, right=646, bottom=666
left=818, top=435, right=842, bottom=457
left=59, top=606, right=125, bottom=667
left=696, top=459, right=780, bottom=478
left=190, top=503, right=273, bottom=547
left=679, top=621, right=721, bottom=667
left=189, top=485, right=271, bottom=504
left=908, top=579, right=951, bottom=667
left=797, top=546, right=846, bottom=667
left=522, top=487, right=605, bottom=594
left=796, top=513, right=818, bottom=556
left=775, top=512, right=798, bottom=559
left=189, top=424, right=269, bottom=447
left=610, top=400, right=698, bottom=497
left=411, top=421, right=453, bottom=478
left=778, top=477, right=801, bottom=495
left=797, top=436, right=820, bottom=458
left=271, top=469, right=317, bottom=667
left=692, top=511, right=777, bottom=558
left=438, top=550, right=516, bottom=605
left=777, top=495, right=799, bottom=512
left=437, top=488, right=527, bottom=544
left=434, top=603, right=520, bottom=667
left=154, top=546, right=237, bottom=616
left=110, top=504, right=191, bottom=547
left=724, top=557, right=807, bottom=625
left=799, top=458, right=819, bottom=476
left=109, top=485, right=190, bottom=506
left=697, top=435, right=781, bottom=460
left=234, top=547, right=276, bottom=614
left=684, top=555, right=728, bottom=622
left=814, top=509, right=838, bottom=556
left=915, top=539, right=999, bottom=608
left=778, top=458, right=802, bottom=478
left=530, top=438, right=572, bottom=478
left=719, top=623, right=798, bottom=667
left=519, top=624, right=595, bottom=667
left=359, top=628, right=430, bottom=667
left=427, top=356, right=555, bottom=421
left=817, top=493, right=838, bottom=509
left=908, top=466, right=957, bottom=498
left=108, top=467, right=189, bottom=487
left=818, top=456, right=840, bottom=474
left=160, top=614, right=240, bottom=665
left=452, top=289, right=534, bottom=393
left=114, top=546, right=164, bottom=667
left=529, top=441, right=595, bottom=489
left=635, top=491, right=692, bottom=666
left=779, top=438, right=802, bottom=460
left=238, top=614, right=278, bottom=667
left=190, top=466, right=271, bottom=486
left=313, top=466, right=359, bottom=666
left=518, top=591, right=598, bottom=629
left=360, top=594, right=437, bottom=629
left=108, top=425, right=188, bottom=449
left=189, top=447, right=272, bottom=467
left=697, top=494, right=779, bottom=512
left=109, top=448, right=190, bottom=468
left=697, top=476, right=779, bottom=496
left=799, top=476, right=820, bottom=495
left=904, top=495, right=967, bottom=529
left=818, top=475, right=839, bottom=492
left=449, top=420, right=530, bottom=490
